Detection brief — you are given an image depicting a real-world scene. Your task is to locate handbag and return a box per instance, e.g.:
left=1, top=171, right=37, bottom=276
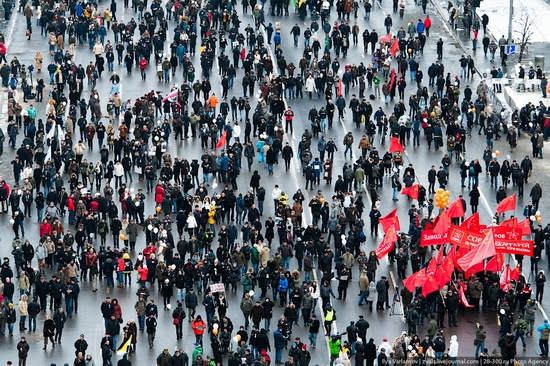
left=473, top=339, right=479, bottom=345
left=173, top=317, right=180, bottom=325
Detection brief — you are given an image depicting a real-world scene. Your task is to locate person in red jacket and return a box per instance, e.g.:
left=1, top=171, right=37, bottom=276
left=424, top=15, right=432, bottom=36
left=137, top=264, right=148, bottom=286
left=39, top=219, right=52, bottom=237
left=117, top=255, right=125, bottom=287
left=155, top=184, right=165, bottom=206
left=139, top=57, right=148, bottom=80
left=67, top=195, right=76, bottom=225
left=191, top=315, right=207, bottom=346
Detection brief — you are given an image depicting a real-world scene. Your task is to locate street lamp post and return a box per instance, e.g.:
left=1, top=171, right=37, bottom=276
left=507, top=0, right=513, bottom=42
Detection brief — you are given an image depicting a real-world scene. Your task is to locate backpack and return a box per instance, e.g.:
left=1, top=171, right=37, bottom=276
left=359, top=231, right=366, bottom=242
left=469, top=166, right=475, bottom=175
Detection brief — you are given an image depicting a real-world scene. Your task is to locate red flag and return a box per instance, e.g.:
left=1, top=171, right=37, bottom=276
left=458, top=285, right=474, bottom=308
left=454, top=246, right=470, bottom=269
left=433, top=211, right=451, bottom=236
left=216, top=130, right=227, bottom=149
left=485, top=252, right=504, bottom=272
left=401, top=184, right=420, bottom=200
left=375, top=225, right=398, bottom=259
left=422, top=258, right=440, bottom=296
left=500, top=264, right=511, bottom=292
left=389, top=39, right=399, bottom=57
left=510, top=266, right=521, bottom=281
left=436, top=245, right=445, bottom=264
left=457, top=229, right=497, bottom=271
left=447, top=199, right=465, bottom=219
left=389, top=137, right=405, bottom=152
left=499, top=217, right=518, bottom=228
left=379, top=34, right=392, bottom=43
left=379, top=209, right=401, bottom=232
left=464, top=262, right=485, bottom=280
left=441, top=249, right=456, bottom=276
left=496, top=194, right=517, bottom=214
left=518, top=219, right=532, bottom=236
left=403, top=268, right=427, bottom=292
left=461, top=212, right=480, bottom=230
left=338, top=78, right=343, bottom=97
left=434, top=269, right=451, bottom=288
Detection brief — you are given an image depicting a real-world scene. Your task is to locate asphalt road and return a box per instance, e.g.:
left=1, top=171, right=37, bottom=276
left=0, top=0, right=550, bottom=364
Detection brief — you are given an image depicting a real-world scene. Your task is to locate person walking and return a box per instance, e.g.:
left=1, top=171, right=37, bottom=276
left=43, top=314, right=55, bottom=350
left=17, top=337, right=30, bottom=366
left=145, top=313, right=157, bottom=349
left=102, top=339, right=113, bottom=366
left=474, top=324, right=486, bottom=359
left=537, top=319, right=550, bottom=356
left=171, top=302, right=186, bottom=340
left=308, top=314, right=320, bottom=348
left=53, top=307, right=67, bottom=344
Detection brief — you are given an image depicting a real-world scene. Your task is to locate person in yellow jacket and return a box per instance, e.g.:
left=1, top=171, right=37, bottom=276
left=207, top=205, right=216, bottom=233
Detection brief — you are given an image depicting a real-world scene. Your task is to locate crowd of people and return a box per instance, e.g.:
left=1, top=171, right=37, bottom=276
left=1, top=0, right=550, bottom=364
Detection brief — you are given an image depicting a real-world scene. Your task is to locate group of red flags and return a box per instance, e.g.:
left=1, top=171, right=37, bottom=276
left=374, top=193, right=531, bottom=298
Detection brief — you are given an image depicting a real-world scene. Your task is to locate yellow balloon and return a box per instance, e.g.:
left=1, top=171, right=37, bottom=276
left=408, top=48, right=412, bottom=53
left=119, top=234, right=125, bottom=240
left=237, top=335, right=241, bottom=342
left=212, top=329, right=219, bottom=335
left=320, top=198, right=325, bottom=203
left=537, top=216, right=543, bottom=223
left=156, top=206, right=161, bottom=213
left=495, top=150, right=500, bottom=156
left=431, top=112, right=436, bottom=117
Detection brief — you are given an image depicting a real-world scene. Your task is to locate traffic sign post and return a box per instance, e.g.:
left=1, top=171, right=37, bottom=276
left=506, top=45, right=516, bottom=55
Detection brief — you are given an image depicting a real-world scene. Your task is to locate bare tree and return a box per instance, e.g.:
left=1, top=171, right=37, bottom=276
left=514, top=13, right=534, bottom=63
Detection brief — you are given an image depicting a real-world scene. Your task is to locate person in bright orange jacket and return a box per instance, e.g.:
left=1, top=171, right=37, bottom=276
left=191, top=315, right=207, bottom=346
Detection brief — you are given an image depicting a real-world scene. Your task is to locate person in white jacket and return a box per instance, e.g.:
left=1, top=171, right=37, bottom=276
left=232, top=122, right=241, bottom=143
left=305, top=75, right=316, bottom=99
left=378, top=337, right=393, bottom=355
left=449, top=335, right=459, bottom=366
left=186, top=212, right=197, bottom=237
left=113, top=161, right=124, bottom=188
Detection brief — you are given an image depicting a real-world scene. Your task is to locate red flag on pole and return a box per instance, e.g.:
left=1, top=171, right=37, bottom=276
left=401, top=184, right=420, bottom=200
left=433, top=211, right=451, bottom=236
left=216, top=130, right=227, bottom=149
left=484, top=252, right=504, bottom=272
left=518, top=218, right=532, bottom=236
left=389, top=137, right=405, bottom=152
left=499, top=217, right=518, bottom=228
left=379, top=208, right=401, bottom=232
left=457, top=229, right=497, bottom=271
left=403, top=268, right=427, bottom=292
left=510, top=266, right=521, bottom=281
left=460, top=212, right=480, bottom=230
left=447, top=198, right=465, bottom=219
left=389, top=39, right=399, bottom=57
left=464, top=262, right=485, bottom=280
left=422, top=258, right=440, bottom=296
left=441, top=248, right=456, bottom=276
left=379, top=34, right=392, bottom=43
left=496, top=194, right=517, bottom=214
left=338, top=78, right=343, bottom=97
left=458, top=285, right=474, bottom=308
left=500, top=264, right=511, bottom=292
left=375, top=225, right=398, bottom=259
